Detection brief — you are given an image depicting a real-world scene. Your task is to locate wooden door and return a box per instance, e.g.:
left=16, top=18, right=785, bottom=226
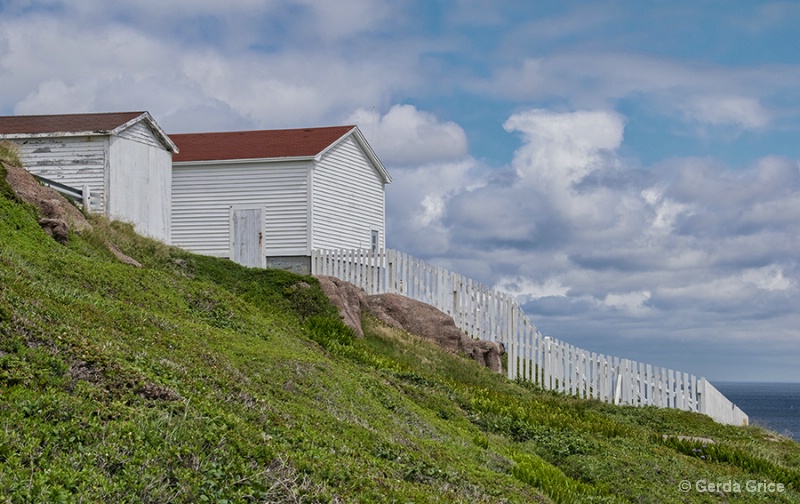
left=230, top=206, right=264, bottom=268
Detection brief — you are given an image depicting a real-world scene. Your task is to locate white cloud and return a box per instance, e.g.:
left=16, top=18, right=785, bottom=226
left=294, top=0, right=394, bottom=40
left=503, top=109, right=624, bottom=184
left=391, top=106, right=800, bottom=380
left=603, top=291, right=652, bottom=316
left=15, top=79, right=95, bottom=114
left=495, top=276, right=570, bottom=301
left=742, top=266, right=793, bottom=292
left=0, top=4, right=422, bottom=131
left=682, top=95, right=770, bottom=129
left=385, top=157, right=485, bottom=255
left=348, top=104, right=469, bottom=165
left=497, top=109, right=634, bottom=234
left=640, top=187, right=694, bottom=236
left=484, top=52, right=800, bottom=132
left=3, top=1, right=800, bottom=380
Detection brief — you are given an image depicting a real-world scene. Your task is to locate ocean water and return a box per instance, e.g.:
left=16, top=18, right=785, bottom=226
left=714, top=382, right=800, bottom=440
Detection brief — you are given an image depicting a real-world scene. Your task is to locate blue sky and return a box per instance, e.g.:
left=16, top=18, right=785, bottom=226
left=2, top=0, right=800, bottom=383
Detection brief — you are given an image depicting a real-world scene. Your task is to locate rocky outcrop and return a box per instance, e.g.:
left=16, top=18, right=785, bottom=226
left=314, top=276, right=505, bottom=373
left=366, top=293, right=504, bottom=373
left=3, top=161, right=141, bottom=267
left=316, top=275, right=368, bottom=337
left=3, top=161, right=92, bottom=242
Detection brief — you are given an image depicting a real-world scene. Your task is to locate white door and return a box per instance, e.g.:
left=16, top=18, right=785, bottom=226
left=230, top=206, right=264, bottom=268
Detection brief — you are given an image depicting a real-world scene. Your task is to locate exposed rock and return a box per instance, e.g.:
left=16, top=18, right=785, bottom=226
left=37, top=216, right=70, bottom=244
left=4, top=161, right=141, bottom=267
left=366, top=293, right=505, bottom=373
left=315, top=275, right=368, bottom=337
left=106, top=242, right=143, bottom=268
left=366, top=293, right=463, bottom=352
left=314, top=277, right=505, bottom=372
left=3, top=161, right=92, bottom=235
left=470, top=339, right=505, bottom=374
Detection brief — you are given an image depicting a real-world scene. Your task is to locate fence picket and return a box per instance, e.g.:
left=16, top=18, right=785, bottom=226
left=310, top=248, right=747, bottom=425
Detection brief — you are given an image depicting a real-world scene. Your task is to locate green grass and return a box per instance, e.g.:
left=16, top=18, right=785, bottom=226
left=1, top=158, right=799, bottom=502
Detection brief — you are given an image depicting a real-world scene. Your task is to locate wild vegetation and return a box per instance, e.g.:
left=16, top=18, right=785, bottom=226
left=1, top=146, right=799, bottom=502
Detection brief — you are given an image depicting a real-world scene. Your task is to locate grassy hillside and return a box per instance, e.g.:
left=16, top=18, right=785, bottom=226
left=1, top=152, right=799, bottom=503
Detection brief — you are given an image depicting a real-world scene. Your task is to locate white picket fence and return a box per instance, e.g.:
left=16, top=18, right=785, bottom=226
left=311, top=248, right=749, bottom=426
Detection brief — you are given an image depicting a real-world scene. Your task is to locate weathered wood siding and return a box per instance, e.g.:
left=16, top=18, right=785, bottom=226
left=171, top=161, right=311, bottom=258
left=230, top=206, right=265, bottom=268
left=108, top=132, right=172, bottom=242
left=13, top=136, right=108, bottom=212
left=117, top=121, right=163, bottom=149
left=10, top=122, right=173, bottom=242
left=311, top=136, right=386, bottom=250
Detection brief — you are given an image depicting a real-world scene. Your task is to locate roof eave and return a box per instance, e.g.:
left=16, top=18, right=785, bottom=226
left=316, top=126, right=392, bottom=184
left=173, top=155, right=315, bottom=166
left=0, top=131, right=111, bottom=139
left=112, top=112, right=179, bottom=154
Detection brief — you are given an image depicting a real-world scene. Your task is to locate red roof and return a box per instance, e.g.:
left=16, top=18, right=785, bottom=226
left=0, top=111, right=146, bottom=135
left=171, top=126, right=355, bottom=162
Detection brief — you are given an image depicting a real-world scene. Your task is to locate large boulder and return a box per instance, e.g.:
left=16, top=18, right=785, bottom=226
left=315, top=275, right=368, bottom=337
left=313, top=277, right=506, bottom=373
left=365, top=293, right=505, bottom=373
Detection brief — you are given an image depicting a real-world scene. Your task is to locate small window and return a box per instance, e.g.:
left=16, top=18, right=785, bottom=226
left=371, top=230, right=379, bottom=252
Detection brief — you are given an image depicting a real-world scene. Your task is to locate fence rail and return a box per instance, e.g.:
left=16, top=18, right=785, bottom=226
left=312, top=248, right=748, bottom=426
left=33, top=174, right=101, bottom=212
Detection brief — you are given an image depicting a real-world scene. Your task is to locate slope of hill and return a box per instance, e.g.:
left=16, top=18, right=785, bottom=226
left=1, top=145, right=799, bottom=503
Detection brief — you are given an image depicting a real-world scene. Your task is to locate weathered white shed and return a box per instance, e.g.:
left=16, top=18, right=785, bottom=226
left=170, top=125, right=391, bottom=273
left=0, top=111, right=177, bottom=242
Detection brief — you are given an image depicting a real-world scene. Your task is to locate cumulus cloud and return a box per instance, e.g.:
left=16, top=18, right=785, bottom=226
left=386, top=157, right=485, bottom=256
left=348, top=104, right=469, bottom=165
left=392, top=107, right=800, bottom=378
left=0, top=0, right=419, bottom=130
left=503, top=108, right=624, bottom=183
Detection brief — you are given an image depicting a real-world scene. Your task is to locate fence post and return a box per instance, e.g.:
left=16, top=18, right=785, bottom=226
left=306, top=248, right=745, bottom=424
left=82, top=184, right=90, bottom=210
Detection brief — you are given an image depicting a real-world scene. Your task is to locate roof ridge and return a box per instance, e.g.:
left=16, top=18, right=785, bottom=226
left=170, top=124, right=354, bottom=137
left=1, top=111, right=146, bottom=119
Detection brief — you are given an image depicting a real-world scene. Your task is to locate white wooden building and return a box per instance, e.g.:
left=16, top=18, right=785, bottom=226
left=0, top=111, right=177, bottom=242
left=170, top=125, right=391, bottom=273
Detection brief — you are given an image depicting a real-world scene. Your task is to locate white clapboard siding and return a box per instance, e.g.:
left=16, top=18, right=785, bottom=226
left=14, top=136, right=108, bottom=212
left=312, top=248, right=750, bottom=427
left=172, top=161, right=310, bottom=257
left=312, top=136, right=385, bottom=250
left=117, top=121, right=163, bottom=149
